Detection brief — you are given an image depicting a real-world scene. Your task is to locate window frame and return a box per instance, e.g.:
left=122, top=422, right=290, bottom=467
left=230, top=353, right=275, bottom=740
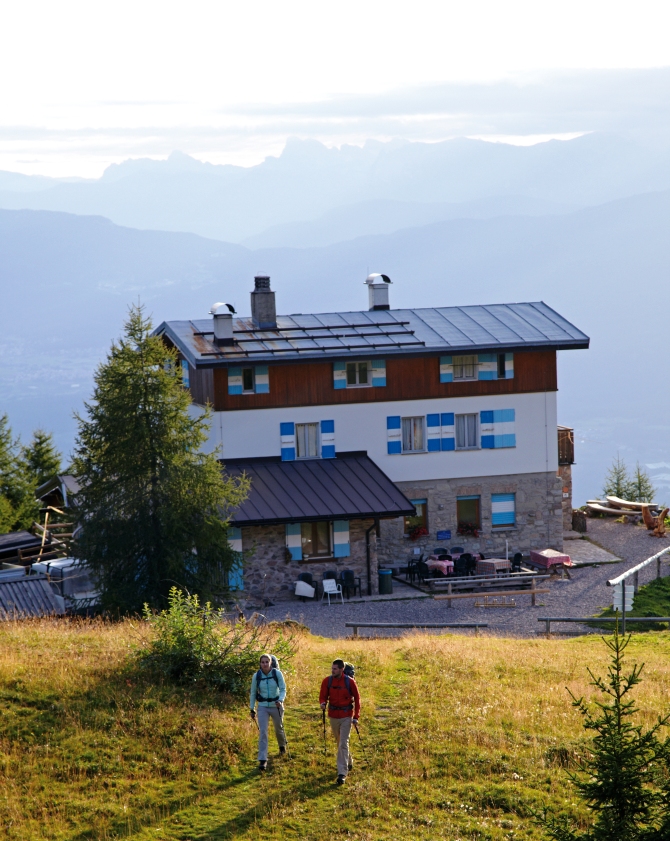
left=295, top=422, right=320, bottom=459
left=457, top=495, right=481, bottom=535
left=241, top=367, right=255, bottom=393
left=300, top=520, right=332, bottom=559
left=452, top=355, right=478, bottom=381
left=345, top=360, right=371, bottom=388
left=401, top=416, right=426, bottom=453
left=404, top=498, right=428, bottom=536
left=491, top=492, right=516, bottom=530
left=455, top=413, right=479, bottom=450
left=497, top=353, right=506, bottom=379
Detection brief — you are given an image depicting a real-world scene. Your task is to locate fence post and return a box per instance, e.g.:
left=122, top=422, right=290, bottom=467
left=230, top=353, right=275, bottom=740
left=352, top=626, right=358, bottom=637
left=658, top=557, right=662, bottom=579
left=447, top=582, right=453, bottom=609
left=545, top=619, right=551, bottom=638
left=634, top=571, right=639, bottom=593
left=622, top=582, right=626, bottom=635
left=531, top=578, right=537, bottom=607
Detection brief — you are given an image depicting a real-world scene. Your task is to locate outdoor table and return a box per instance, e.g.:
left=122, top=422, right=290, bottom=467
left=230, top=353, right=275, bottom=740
left=426, top=557, right=454, bottom=576
left=476, top=558, right=511, bottom=576
left=529, top=548, right=572, bottom=569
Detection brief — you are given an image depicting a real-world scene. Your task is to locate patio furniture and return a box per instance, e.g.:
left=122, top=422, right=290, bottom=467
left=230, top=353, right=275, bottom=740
left=295, top=572, right=316, bottom=601
left=321, top=577, right=344, bottom=605
left=450, top=546, right=465, bottom=556
left=529, top=549, right=572, bottom=570
left=476, top=558, right=512, bottom=576
left=340, top=569, right=362, bottom=599
left=426, top=557, right=454, bottom=576
left=323, top=569, right=338, bottom=580
left=511, top=553, right=523, bottom=573
left=416, top=561, right=431, bottom=585
left=453, top=556, right=469, bottom=576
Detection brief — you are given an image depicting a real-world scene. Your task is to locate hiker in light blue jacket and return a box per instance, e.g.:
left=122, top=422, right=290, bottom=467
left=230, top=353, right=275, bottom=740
left=250, top=653, right=287, bottom=771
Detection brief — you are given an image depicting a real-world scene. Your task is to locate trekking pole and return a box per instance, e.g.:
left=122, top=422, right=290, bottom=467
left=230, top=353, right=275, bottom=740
left=251, top=710, right=259, bottom=731
left=353, top=721, right=369, bottom=763
left=322, top=709, right=327, bottom=755
left=279, top=708, right=291, bottom=760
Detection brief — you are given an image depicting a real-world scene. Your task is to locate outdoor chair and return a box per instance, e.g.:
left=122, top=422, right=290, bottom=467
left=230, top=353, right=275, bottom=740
left=321, top=577, right=344, bottom=605
left=416, top=561, right=430, bottom=586
left=450, top=546, right=465, bottom=556
left=323, top=569, right=337, bottom=580
left=511, top=553, right=523, bottom=573
left=296, top=572, right=316, bottom=601
left=436, top=553, right=451, bottom=561
left=340, top=569, right=362, bottom=599
left=453, top=556, right=468, bottom=577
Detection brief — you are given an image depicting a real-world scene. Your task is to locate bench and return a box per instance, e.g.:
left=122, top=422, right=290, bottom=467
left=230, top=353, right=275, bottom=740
left=434, top=578, right=550, bottom=606
left=538, top=616, right=670, bottom=636
left=345, top=621, right=488, bottom=637
left=427, top=573, right=551, bottom=591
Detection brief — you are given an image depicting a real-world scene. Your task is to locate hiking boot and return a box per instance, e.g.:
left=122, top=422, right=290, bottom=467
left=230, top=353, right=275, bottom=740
left=348, top=756, right=354, bottom=771
left=258, top=760, right=267, bottom=771
left=336, top=774, right=346, bottom=785
left=279, top=745, right=287, bottom=755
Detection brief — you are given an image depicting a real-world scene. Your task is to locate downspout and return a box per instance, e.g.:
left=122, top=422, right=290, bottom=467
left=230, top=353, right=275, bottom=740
left=365, top=519, right=378, bottom=596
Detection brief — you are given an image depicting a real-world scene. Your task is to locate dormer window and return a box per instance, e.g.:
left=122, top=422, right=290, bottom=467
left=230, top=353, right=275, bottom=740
left=453, top=355, right=477, bottom=381
left=346, top=361, right=370, bottom=387
left=295, top=423, right=319, bottom=459
left=242, top=367, right=255, bottom=393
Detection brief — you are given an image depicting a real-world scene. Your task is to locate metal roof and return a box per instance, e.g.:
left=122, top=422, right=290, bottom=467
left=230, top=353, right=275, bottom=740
left=157, top=302, right=589, bottom=368
left=224, top=451, right=415, bottom=526
left=0, top=530, right=42, bottom=561
left=0, top=574, right=65, bottom=619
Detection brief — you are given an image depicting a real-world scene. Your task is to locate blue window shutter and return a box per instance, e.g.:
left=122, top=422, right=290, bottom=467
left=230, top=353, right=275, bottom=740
left=492, top=493, right=515, bottom=527
left=426, top=413, right=441, bottom=452
left=504, top=353, right=514, bottom=379
left=333, top=361, right=347, bottom=389
left=440, top=412, right=455, bottom=451
left=426, top=413, right=440, bottom=427
left=280, top=422, right=296, bottom=461
left=285, top=523, right=302, bottom=561
left=181, top=359, right=190, bottom=388
left=228, top=367, right=243, bottom=395
left=321, top=419, right=335, bottom=458
left=255, top=365, right=269, bottom=394
left=333, top=520, right=350, bottom=557
left=477, top=354, right=496, bottom=380
left=480, top=409, right=515, bottom=448
left=439, top=356, right=453, bottom=383
left=371, top=359, right=386, bottom=387
left=227, top=526, right=244, bottom=590
left=387, top=415, right=401, bottom=454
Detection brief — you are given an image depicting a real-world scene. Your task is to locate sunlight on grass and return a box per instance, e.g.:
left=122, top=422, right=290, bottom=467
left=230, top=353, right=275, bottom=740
left=1, top=619, right=669, bottom=839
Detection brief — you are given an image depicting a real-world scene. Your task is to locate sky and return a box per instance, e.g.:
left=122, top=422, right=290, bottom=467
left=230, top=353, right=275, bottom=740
left=2, top=0, right=670, bottom=177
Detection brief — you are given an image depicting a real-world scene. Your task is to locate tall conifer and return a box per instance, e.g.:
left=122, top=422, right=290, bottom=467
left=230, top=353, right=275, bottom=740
left=0, top=414, right=39, bottom=534
left=22, top=429, right=62, bottom=487
left=71, top=305, right=249, bottom=612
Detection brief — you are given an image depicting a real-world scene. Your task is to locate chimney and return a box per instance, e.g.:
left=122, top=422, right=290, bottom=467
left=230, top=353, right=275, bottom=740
left=365, top=273, right=391, bottom=310
left=251, top=275, right=277, bottom=329
left=210, top=303, right=234, bottom=346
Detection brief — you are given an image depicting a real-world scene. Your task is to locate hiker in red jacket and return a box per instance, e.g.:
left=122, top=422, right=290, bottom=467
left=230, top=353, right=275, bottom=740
left=319, top=659, right=361, bottom=785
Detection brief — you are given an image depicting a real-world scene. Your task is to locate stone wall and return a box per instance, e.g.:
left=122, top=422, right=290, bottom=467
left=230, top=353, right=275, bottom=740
left=240, top=518, right=378, bottom=601
left=557, top=464, right=573, bottom=531
left=378, top=470, right=564, bottom=566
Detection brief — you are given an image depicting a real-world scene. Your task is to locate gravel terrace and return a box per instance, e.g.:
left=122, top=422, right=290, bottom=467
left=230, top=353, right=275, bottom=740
left=260, top=521, right=670, bottom=639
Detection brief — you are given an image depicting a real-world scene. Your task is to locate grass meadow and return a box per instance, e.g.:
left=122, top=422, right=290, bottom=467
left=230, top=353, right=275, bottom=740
left=1, top=619, right=670, bottom=840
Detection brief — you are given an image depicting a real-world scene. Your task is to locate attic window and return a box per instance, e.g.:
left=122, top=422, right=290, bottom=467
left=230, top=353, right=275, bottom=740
left=346, top=361, right=370, bottom=387
left=242, top=368, right=255, bottom=393
left=453, top=355, right=477, bottom=380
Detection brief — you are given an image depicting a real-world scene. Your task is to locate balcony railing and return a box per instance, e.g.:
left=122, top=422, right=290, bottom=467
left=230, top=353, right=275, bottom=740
left=558, top=426, right=574, bottom=465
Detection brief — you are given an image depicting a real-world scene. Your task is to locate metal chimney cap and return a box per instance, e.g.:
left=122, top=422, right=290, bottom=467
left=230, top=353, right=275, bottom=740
left=210, top=302, right=236, bottom=315
left=365, top=273, right=391, bottom=285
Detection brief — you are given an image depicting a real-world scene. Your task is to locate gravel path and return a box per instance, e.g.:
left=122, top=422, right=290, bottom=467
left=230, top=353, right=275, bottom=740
left=259, top=522, right=670, bottom=639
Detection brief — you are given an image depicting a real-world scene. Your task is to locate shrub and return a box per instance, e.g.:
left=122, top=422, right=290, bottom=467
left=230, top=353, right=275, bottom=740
left=135, top=587, right=296, bottom=694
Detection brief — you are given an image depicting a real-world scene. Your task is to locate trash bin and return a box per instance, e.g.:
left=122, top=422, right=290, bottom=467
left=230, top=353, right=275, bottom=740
left=378, top=568, right=393, bottom=595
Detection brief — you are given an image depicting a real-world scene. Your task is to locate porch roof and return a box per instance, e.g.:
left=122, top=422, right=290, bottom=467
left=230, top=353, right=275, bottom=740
left=224, top=451, right=415, bottom=526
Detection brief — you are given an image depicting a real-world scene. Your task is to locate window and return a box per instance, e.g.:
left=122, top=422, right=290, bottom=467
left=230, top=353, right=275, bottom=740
left=402, top=417, right=425, bottom=452
left=346, top=361, right=369, bottom=386
left=453, top=355, right=477, bottom=380
left=242, top=367, right=255, bottom=393
left=296, top=422, right=319, bottom=459
left=497, top=353, right=506, bottom=379
left=301, top=521, right=331, bottom=558
left=457, top=495, right=481, bottom=536
left=404, top=498, right=428, bottom=536
left=180, top=359, right=190, bottom=388
left=491, top=493, right=515, bottom=529
left=455, top=414, right=478, bottom=449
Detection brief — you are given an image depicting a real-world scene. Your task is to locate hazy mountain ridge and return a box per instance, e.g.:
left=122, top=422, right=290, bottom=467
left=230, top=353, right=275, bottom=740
left=1, top=134, right=669, bottom=242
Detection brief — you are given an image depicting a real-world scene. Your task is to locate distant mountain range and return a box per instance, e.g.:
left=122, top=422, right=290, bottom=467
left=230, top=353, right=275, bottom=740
left=2, top=184, right=670, bottom=502
left=1, top=133, right=670, bottom=241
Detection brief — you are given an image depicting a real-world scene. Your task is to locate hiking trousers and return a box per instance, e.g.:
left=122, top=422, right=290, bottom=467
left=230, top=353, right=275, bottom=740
left=329, top=716, right=353, bottom=776
left=257, top=706, right=287, bottom=761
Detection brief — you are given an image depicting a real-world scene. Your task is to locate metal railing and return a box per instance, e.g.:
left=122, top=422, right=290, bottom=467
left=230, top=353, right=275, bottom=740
left=606, top=545, right=670, bottom=633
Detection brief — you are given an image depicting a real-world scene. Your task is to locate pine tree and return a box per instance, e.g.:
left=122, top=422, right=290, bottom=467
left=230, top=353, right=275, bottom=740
left=602, top=454, right=634, bottom=500
left=0, top=414, right=38, bottom=534
left=71, top=304, right=250, bottom=613
left=629, top=463, right=655, bottom=504
left=538, top=628, right=670, bottom=841
left=21, top=429, right=62, bottom=487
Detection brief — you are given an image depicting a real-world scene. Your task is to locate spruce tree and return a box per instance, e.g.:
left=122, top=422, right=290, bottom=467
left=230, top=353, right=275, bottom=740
left=629, top=463, right=655, bottom=504
left=71, top=304, right=249, bottom=613
left=538, top=629, right=670, bottom=841
left=602, top=454, right=633, bottom=500
left=22, top=429, right=62, bottom=487
left=0, top=414, right=39, bottom=534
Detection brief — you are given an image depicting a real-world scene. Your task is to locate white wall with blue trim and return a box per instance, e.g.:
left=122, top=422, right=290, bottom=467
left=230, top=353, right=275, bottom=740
left=197, top=391, right=558, bottom=482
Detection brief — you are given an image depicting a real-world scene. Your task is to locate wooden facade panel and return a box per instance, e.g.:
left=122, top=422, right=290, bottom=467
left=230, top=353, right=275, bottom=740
left=190, top=367, right=215, bottom=406
left=206, top=351, right=557, bottom=411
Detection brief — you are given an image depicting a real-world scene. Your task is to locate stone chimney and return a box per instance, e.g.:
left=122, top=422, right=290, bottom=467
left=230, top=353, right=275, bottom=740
left=251, top=275, right=277, bottom=329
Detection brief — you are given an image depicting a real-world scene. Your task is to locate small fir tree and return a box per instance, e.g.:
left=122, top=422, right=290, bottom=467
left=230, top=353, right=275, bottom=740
left=71, top=304, right=249, bottom=613
left=21, top=429, right=62, bottom=487
left=602, top=454, right=634, bottom=500
left=629, top=463, right=655, bottom=504
left=0, top=414, right=38, bottom=534
left=538, top=628, right=670, bottom=841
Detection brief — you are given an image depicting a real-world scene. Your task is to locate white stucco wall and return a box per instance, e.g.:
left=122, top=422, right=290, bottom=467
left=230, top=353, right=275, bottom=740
left=199, top=391, right=558, bottom=482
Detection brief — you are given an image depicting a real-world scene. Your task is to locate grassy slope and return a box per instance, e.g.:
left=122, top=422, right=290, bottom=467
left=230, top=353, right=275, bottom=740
left=2, top=621, right=670, bottom=840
